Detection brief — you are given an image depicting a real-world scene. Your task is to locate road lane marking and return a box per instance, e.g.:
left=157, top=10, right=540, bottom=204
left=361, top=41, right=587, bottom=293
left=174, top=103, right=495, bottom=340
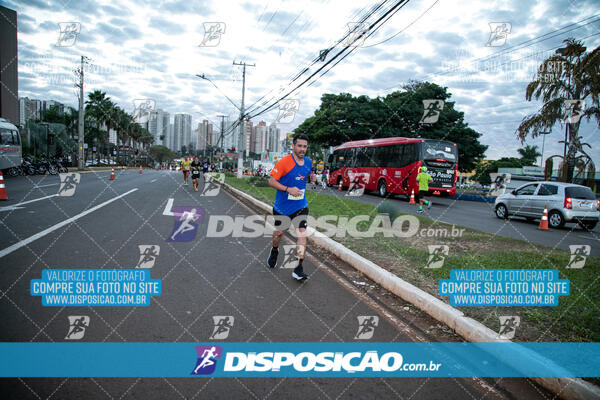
left=6, top=194, right=59, bottom=208
left=162, top=198, right=174, bottom=216
left=150, top=179, right=157, bottom=183
left=33, top=183, right=60, bottom=188
left=0, top=188, right=138, bottom=259
left=578, top=234, right=599, bottom=241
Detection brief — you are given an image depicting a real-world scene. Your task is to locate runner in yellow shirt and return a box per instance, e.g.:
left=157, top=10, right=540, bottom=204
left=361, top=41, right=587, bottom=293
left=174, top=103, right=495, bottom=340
left=181, top=156, right=192, bottom=186
left=416, top=166, right=433, bottom=214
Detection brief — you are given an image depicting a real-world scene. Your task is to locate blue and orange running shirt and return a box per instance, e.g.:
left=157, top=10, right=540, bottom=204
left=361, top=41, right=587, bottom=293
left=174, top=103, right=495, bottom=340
left=270, top=154, right=313, bottom=215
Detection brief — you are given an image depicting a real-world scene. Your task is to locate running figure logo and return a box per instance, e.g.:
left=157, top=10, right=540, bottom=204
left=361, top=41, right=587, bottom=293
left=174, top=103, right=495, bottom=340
left=355, top=316, right=379, bottom=339
left=57, top=173, right=80, bottom=197
left=563, top=100, right=585, bottom=124
left=65, top=316, right=89, bottom=340
left=136, top=245, right=160, bottom=268
left=486, top=22, right=511, bottom=47
left=346, top=172, right=369, bottom=197
left=489, top=173, right=511, bottom=196
left=420, top=100, right=444, bottom=124
left=275, top=99, right=300, bottom=124
left=199, top=22, right=226, bottom=47
left=56, top=22, right=81, bottom=47
left=566, top=245, right=590, bottom=269
left=209, top=316, right=234, bottom=340
left=191, top=345, right=223, bottom=375
left=343, top=22, right=369, bottom=47
left=498, top=316, right=520, bottom=339
left=168, top=207, right=204, bottom=242
left=132, top=99, right=156, bottom=124
left=281, top=244, right=304, bottom=269
left=426, top=245, right=449, bottom=269
left=200, top=173, right=225, bottom=196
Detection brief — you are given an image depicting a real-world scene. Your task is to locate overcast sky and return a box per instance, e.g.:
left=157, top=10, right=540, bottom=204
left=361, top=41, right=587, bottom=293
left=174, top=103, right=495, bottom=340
left=3, top=0, right=599, bottom=165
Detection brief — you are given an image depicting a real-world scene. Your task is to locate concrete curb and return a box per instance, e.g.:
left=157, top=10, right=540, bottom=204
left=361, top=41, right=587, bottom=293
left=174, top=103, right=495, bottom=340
left=219, top=179, right=600, bottom=400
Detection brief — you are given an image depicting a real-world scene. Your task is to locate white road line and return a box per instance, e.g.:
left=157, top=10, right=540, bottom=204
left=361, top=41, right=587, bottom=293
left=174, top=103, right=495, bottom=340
left=0, top=188, right=138, bottom=259
left=9, top=194, right=58, bottom=207
left=150, top=179, right=157, bottom=183
left=162, top=198, right=174, bottom=216
left=33, top=183, right=60, bottom=188
left=578, top=234, right=599, bottom=241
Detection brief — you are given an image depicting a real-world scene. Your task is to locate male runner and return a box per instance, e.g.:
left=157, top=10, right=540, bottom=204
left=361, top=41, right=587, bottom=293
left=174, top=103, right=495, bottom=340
left=267, top=133, right=314, bottom=281
left=416, top=166, right=433, bottom=214
left=181, top=156, right=191, bottom=186
left=190, top=157, right=201, bottom=191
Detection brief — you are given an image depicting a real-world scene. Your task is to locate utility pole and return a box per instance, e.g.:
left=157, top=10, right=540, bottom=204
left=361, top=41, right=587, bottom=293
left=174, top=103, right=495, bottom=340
left=217, top=115, right=226, bottom=169
left=233, top=61, right=255, bottom=178
left=75, top=56, right=89, bottom=170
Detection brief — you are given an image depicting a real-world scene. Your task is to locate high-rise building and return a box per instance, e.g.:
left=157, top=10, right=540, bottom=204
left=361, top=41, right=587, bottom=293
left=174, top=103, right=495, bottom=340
left=253, top=121, right=267, bottom=154
left=268, top=122, right=281, bottom=153
left=168, top=123, right=174, bottom=150
left=173, top=113, right=192, bottom=153
left=0, top=6, right=18, bottom=126
left=197, top=119, right=214, bottom=151
left=148, top=109, right=169, bottom=147
left=18, top=97, right=43, bottom=126
left=42, top=100, right=65, bottom=114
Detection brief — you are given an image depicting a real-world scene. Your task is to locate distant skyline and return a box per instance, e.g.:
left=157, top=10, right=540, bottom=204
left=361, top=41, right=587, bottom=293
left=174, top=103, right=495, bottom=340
left=2, top=0, right=599, bottom=164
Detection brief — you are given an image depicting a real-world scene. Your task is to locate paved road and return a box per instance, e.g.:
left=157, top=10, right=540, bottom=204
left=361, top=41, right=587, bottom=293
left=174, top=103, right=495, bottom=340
left=0, top=171, right=552, bottom=399
left=310, top=184, right=600, bottom=257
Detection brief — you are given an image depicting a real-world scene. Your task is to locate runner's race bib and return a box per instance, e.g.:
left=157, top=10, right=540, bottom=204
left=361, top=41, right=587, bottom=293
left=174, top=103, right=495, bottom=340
left=288, top=189, right=305, bottom=200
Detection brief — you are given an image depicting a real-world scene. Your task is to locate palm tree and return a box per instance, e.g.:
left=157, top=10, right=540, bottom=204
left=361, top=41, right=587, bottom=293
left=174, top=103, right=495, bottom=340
left=517, top=145, right=542, bottom=166
left=516, top=38, right=599, bottom=184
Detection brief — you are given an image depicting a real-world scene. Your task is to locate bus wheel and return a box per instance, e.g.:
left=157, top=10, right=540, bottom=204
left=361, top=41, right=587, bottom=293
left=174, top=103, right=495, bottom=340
left=378, top=180, right=387, bottom=197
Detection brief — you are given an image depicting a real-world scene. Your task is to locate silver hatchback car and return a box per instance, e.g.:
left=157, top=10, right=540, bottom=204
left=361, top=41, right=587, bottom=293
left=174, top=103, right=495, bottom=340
left=494, top=181, right=599, bottom=230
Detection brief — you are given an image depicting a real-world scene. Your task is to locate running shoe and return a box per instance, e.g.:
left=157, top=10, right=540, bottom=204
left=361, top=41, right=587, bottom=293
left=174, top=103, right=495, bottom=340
left=292, top=265, right=308, bottom=280
left=427, top=200, right=432, bottom=209
left=267, top=247, right=279, bottom=268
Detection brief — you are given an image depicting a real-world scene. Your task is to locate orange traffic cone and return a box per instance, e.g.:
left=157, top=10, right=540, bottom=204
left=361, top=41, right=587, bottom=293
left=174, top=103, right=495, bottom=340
left=538, top=206, right=549, bottom=230
left=409, top=189, right=415, bottom=204
left=338, top=181, right=342, bottom=191
left=110, top=168, right=115, bottom=180
left=139, top=166, right=143, bottom=174
left=0, top=171, right=7, bottom=200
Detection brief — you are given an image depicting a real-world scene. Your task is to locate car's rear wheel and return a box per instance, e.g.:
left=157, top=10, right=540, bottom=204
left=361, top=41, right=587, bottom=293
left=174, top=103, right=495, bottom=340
left=578, top=220, right=598, bottom=231
left=548, top=210, right=565, bottom=228
left=495, top=204, right=508, bottom=219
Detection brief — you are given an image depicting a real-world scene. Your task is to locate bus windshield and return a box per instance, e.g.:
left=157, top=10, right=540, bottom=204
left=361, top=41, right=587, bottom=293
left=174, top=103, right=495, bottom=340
left=421, top=141, right=457, bottom=162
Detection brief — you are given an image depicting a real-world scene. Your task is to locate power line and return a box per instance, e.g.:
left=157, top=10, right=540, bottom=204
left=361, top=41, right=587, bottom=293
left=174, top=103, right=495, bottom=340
left=244, top=0, right=397, bottom=115
left=247, top=0, right=412, bottom=119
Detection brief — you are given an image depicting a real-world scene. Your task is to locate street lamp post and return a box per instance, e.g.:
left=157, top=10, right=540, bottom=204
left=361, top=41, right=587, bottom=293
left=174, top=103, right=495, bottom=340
left=539, top=130, right=551, bottom=168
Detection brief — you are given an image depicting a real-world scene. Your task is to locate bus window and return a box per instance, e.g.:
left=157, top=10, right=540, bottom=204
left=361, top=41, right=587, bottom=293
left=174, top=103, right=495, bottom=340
left=422, top=141, right=457, bottom=161
left=1, top=128, right=16, bottom=145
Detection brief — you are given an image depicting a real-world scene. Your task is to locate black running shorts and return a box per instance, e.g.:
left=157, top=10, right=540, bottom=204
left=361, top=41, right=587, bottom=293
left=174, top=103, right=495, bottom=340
left=273, top=207, right=308, bottom=230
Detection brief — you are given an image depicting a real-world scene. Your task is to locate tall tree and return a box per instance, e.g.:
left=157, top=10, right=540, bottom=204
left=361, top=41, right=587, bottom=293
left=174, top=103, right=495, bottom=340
left=517, top=38, right=599, bottom=183
left=294, top=81, right=487, bottom=171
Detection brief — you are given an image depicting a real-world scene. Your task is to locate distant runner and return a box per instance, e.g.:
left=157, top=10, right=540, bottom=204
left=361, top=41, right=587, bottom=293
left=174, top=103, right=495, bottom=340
left=181, top=156, right=191, bottom=186
left=416, top=166, right=433, bottom=214
left=190, top=156, right=201, bottom=191
left=267, top=133, right=314, bottom=281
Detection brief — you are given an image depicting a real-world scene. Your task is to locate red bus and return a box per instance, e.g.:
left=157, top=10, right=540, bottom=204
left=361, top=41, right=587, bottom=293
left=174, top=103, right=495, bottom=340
left=327, top=137, right=458, bottom=197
